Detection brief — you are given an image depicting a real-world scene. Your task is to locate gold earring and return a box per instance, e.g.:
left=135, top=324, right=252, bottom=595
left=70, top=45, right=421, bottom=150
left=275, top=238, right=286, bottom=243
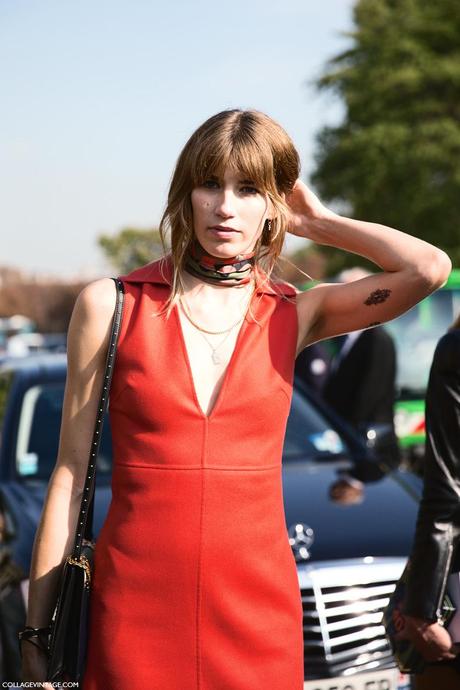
left=262, top=219, right=272, bottom=246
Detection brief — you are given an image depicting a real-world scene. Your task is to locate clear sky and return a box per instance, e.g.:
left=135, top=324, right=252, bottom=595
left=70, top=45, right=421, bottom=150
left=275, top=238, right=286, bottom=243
left=1, top=0, right=354, bottom=278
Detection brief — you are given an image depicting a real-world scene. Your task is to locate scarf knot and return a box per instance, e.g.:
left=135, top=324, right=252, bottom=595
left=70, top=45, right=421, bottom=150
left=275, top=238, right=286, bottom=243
left=184, top=239, right=256, bottom=286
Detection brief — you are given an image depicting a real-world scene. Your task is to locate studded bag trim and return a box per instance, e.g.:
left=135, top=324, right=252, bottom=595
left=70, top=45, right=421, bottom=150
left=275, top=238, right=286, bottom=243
left=73, top=277, right=125, bottom=557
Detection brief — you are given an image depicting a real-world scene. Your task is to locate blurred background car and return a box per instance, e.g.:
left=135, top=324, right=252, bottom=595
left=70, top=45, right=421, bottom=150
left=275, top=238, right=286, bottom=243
left=0, top=316, right=67, bottom=362
left=0, top=355, right=111, bottom=575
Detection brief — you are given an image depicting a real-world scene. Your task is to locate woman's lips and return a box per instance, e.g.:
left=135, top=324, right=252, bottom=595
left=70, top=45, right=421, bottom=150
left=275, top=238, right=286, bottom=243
left=209, top=226, right=239, bottom=237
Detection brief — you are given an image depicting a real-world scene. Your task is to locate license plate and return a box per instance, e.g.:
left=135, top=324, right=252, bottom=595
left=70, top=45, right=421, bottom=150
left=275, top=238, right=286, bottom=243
left=304, top=667, right=399, bottom=690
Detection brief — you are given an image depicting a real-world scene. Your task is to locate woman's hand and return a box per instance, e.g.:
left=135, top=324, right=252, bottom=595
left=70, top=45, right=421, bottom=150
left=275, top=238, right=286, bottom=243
left=400, top=614, right=458, bottom=663
left=285, top=179, right=333, bottom=238
left=21, top=642, right=55, bottom=689
left=329, top=478, right=365, bottom=505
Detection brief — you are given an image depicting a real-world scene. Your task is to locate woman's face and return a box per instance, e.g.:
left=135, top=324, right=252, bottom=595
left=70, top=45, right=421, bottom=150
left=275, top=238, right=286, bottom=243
left=190, top=167, right=270, bottom=258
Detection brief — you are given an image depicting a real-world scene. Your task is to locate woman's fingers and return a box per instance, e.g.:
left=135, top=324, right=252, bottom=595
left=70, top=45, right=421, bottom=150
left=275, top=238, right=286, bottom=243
left=402, top=616, right=456, bottom=662
left=285, top=179, right=331, bottom=237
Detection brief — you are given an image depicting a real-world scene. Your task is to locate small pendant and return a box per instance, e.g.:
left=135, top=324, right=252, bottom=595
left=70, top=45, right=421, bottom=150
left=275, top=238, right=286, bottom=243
left=211, top=350, right=222, bottom=365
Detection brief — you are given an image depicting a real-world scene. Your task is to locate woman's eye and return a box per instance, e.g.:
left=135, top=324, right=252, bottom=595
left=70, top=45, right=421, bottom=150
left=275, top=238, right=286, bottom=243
left=201, top=180, right=259, bottom=194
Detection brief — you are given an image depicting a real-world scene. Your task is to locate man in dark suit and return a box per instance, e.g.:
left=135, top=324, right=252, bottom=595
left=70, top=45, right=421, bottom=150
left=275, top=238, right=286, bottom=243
left=322, top=324, right=397, bottom=431
left=294, top=341, right=331, bottom=394
left=324, top=321, right=401, bottom=503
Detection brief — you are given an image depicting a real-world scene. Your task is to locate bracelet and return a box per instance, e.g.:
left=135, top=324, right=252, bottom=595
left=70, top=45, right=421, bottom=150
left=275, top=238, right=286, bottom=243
left=18, top=625, right=52, bottom=656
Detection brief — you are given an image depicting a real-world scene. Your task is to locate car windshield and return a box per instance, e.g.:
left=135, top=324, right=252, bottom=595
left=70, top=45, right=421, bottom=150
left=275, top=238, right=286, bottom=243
left=15, top=382, right=112, bottom=480
left=283, top=388, right=349, bottom=461
left=385, top=290, right=457, bottom=397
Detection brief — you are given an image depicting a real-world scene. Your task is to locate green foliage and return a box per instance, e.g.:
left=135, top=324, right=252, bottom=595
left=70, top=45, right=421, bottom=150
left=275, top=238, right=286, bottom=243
left=98, top=227, right=166, bottom=274
left=312, top=0, right=460, bottom=271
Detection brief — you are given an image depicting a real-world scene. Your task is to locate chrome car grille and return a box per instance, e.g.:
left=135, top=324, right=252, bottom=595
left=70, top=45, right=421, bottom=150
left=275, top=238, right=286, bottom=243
left=298, top=558, right=406, bottom=679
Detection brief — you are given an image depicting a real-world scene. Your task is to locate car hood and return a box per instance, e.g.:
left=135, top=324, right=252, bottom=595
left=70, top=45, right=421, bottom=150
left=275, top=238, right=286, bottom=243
left=282, top=460, right=420, bottom=562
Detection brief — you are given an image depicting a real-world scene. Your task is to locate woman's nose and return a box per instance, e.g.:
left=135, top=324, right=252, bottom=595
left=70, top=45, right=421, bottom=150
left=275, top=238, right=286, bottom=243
left=215, top=189, right=236, bottom=218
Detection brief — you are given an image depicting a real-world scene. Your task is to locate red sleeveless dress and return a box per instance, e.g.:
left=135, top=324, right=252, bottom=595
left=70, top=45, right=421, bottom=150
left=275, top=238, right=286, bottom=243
left=82, top=256, right=304, bottom=690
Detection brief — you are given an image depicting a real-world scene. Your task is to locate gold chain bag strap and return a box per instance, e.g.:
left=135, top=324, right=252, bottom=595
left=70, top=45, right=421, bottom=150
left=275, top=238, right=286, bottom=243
left=47, top=277, right=125, bottom=683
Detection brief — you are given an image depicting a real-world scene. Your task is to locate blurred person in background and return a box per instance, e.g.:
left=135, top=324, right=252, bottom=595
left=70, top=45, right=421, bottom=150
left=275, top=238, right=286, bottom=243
left=294, top=341, right=331, bottom=394
left=401, top=312, right=460, bottom=688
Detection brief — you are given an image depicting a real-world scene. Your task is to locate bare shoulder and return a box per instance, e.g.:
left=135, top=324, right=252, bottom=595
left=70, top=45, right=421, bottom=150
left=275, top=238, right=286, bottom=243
left=277, top=278, right=300, bottom=294
left=52, top=278, right=118, bottom=488
left=74, top=277, right=117, bottom=320
left=67, top=278, right=117, bottom=365
left=295, top=283, right=327, bottom=335
left=267, top=277, right=300, bottom=296
left=71, top=278, right=117, bottom=329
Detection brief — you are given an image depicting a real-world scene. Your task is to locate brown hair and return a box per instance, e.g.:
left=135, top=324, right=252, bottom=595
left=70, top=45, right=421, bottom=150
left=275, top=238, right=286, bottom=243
left=158, top=108, right=300, bottom=317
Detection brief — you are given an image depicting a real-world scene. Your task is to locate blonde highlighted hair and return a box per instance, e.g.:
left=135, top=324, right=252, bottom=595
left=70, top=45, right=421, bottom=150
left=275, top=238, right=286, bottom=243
left=158, top=108, right=300, bottom=317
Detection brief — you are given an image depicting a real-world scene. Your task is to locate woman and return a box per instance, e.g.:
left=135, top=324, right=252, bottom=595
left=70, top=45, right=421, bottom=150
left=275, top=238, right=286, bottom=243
left=401, top=312, right=460, bottom=689
left=20, top=109, right=451, bottom=689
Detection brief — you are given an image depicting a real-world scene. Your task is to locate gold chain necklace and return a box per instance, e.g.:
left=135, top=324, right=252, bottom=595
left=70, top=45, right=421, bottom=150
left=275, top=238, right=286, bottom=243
left=178, top=284, right=254, bottom=335
left=178, top=284, right=255, bottom=364
left=189, top=317, right=243, bottom=364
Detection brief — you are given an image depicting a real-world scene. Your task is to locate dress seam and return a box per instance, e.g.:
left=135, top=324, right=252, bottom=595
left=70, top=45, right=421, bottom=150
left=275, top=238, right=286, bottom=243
left=114, top=462, right=281, bottom=471
left=196, top=419, right=208, bottom=689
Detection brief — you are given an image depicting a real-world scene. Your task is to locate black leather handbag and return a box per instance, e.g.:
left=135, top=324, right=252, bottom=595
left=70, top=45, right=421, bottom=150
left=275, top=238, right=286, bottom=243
left=46, top=278, right=125, bottom=683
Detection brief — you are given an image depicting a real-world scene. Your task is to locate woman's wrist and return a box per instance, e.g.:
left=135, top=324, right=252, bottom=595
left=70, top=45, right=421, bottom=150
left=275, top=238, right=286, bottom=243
left=20, top=623, right=52, bottom=634
left=286, top=179, right=338, bottom=239
left=287, top=208, right=338, bottom=241
left=404, top=613, right=437, bottom=630
left=20, top=636, right=49, bottom=654
left=309, top=208, right=344, bottom=234
left=18, top=625, right=52, bottom=657
left=298, top=208, right=341, bottom=242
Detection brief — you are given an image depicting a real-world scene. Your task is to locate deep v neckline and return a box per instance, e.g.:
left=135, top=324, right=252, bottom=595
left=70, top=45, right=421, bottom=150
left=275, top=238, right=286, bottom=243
left=174, top=303, right=250, bottom=419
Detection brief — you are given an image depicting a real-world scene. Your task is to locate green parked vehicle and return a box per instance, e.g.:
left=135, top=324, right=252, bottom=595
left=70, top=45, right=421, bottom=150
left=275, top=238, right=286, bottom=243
left=385, top=268, right=460, bottom=462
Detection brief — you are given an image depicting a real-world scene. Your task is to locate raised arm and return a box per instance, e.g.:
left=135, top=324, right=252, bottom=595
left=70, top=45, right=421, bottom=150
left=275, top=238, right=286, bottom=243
left=21, top=278, right=116, bottom=683
left=286, top=180, right=452, bottom=349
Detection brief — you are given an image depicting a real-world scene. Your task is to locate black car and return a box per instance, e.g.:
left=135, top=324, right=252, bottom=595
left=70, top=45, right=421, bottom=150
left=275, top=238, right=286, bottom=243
left=283, top=383, right=419, bottom=689
left=0, top=355, right=112, bottom=574
left=0, top=355, right=419, bottom=688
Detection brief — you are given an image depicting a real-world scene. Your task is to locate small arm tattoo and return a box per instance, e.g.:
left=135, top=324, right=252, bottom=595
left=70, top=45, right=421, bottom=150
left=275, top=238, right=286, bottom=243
left=364, top=288, right=392, bottom=306
left=366, top=321, right=381, bottom=328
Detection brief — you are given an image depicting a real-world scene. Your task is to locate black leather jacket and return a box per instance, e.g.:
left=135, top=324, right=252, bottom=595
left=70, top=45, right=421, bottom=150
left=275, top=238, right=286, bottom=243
left=403, top=329, right=460, bottom=621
